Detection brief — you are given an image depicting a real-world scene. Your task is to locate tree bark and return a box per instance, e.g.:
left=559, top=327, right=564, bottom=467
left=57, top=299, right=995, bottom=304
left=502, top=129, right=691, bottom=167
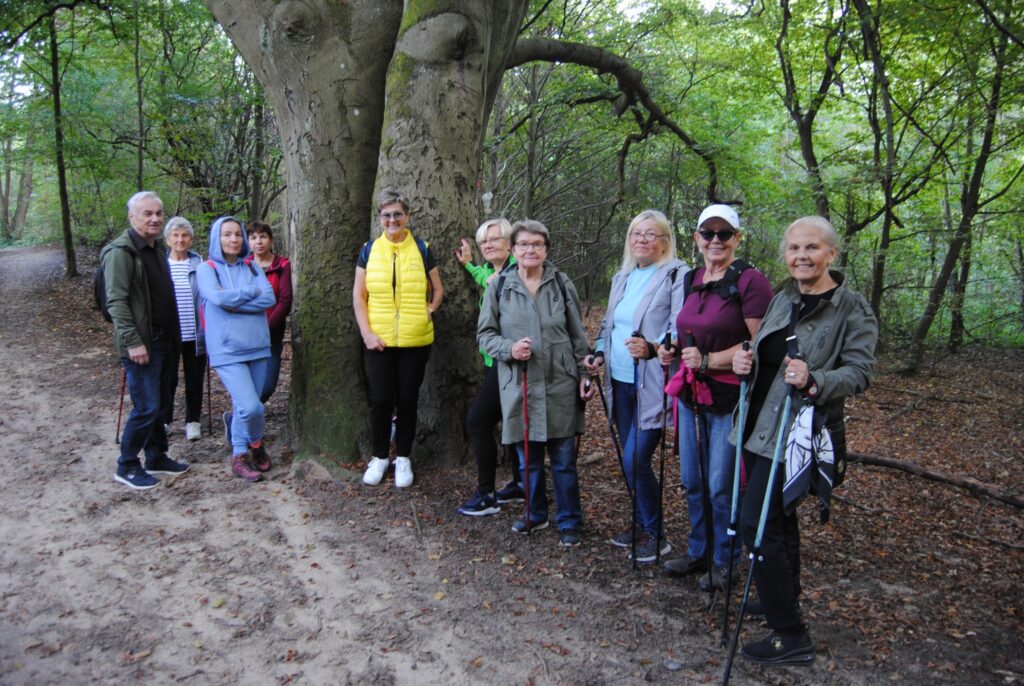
left=948, top=229, right=972, bottom=350
left=48, top=13, right=77, bottom=278
left=11, top=134, right=34, bottom=239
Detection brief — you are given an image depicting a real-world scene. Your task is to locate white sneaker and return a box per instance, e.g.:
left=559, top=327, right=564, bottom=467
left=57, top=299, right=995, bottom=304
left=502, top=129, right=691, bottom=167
left=394, top=456, right=414, bottom=488
left=362, top=457, right=390, bottom=486
left=185, top=422, right=201, bottom=441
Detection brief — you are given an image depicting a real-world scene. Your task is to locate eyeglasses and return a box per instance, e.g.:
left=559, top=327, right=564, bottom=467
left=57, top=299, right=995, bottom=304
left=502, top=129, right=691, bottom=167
left=514, top=241, right=546, bottom=251
left=630, top=230, right=665, bottom=242
left=699, top=229, right=736, bottom=242
left=380, top=211, right=406, bottom=221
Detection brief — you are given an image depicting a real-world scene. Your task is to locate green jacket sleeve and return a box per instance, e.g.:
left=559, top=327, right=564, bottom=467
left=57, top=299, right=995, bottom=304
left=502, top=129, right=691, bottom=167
left=104, top=246, right=145, bottom=352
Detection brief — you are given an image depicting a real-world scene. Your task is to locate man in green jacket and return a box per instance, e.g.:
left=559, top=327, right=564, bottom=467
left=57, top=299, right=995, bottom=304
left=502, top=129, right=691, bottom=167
left=101, top=191, right=189, bottom=490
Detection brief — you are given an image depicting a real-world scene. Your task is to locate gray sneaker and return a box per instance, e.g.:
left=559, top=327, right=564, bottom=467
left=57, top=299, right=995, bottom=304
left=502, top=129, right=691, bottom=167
left=663, top=554, right=708, bottom=577
left=628, top=533, right=672, bottom=563
left=698, top=565, right=729, bottom=592
left=607, top=527, right=636, bottom=548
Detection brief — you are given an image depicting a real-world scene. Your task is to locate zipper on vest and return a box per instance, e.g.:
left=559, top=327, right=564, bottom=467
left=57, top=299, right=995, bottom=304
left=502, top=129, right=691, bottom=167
left=392, top=252, right=400, bottom=340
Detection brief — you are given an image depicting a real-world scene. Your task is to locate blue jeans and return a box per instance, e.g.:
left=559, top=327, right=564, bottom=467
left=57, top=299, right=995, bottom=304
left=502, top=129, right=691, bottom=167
left=260, top=341, right=284, bottom=403
left=678, top=401, right=740, bottom=568
left=612, top=380, right=663, bottom=535
left=516, top=436, right=582, bottom=530
left=214, top=358, right=268, bottom=454
left=119, top=334, right=174, bottom=467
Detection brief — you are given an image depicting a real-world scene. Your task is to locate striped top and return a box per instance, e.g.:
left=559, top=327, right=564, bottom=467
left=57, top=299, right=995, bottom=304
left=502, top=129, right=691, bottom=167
left=168, top=257, right=197, bottom=342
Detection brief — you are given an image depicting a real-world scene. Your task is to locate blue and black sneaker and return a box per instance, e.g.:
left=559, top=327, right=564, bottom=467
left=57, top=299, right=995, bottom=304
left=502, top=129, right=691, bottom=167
left=145, top=454, right=190, bottom=477
left=511, top=518, right=549, bottom=534
left=114, top=464, right=159, bottom=491
left=495, top=480, right=525, bottom=504
left=457, top=491, right=501, bottom=517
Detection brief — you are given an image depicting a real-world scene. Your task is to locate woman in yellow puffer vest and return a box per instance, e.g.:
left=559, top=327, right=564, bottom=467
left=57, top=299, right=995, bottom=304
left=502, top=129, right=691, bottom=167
left=353, top=188, right=444, bottom=488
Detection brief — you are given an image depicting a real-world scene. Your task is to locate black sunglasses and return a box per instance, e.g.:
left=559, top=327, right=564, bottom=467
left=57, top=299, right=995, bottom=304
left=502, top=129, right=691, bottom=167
left=699, top=229, right=736, bottom=242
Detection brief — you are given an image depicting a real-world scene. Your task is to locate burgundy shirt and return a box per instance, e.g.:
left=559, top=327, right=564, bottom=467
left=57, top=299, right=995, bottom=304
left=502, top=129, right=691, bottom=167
left=676, top=265, right=773, bottom=385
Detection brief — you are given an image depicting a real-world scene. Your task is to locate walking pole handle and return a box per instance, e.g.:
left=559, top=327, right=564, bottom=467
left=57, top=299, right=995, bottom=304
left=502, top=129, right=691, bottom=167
left=661, top=331, right=675, bottom=357
left=631, top=330, right=642, bottom=367
left=786, top=334, right=803, bottom=363
left=683, top=330, right=696, bottom=349
left=738, top=340, right=751, bottom=380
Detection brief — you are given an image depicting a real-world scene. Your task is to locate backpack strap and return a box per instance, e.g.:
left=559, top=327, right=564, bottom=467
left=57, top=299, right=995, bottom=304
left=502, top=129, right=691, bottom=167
left=684, top=259, right=752, bottom=304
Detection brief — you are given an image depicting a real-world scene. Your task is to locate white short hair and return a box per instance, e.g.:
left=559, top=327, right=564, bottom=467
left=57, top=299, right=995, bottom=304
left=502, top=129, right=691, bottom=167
left=126, top=191, right=162, bottom=214
left=164, top=216, right=194, bottom=240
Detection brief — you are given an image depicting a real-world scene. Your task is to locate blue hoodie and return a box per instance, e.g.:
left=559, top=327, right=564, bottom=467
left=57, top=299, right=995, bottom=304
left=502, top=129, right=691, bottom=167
left=197, top=216, right=276, bottom=367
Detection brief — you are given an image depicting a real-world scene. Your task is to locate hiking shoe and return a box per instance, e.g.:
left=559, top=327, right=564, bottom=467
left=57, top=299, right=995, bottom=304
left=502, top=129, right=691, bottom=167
left=744, top=599, right=765, bottom=617
left=185, top=422, right=201, bottom=441
left=114, top=465, right=159, bottom=491
left=663, top=554, right=708, bottom=577
left=628, top=533, right=672, bottom=563
left=741, top=629, right=814, bottom=665
left=394, top=456, right=414, bottom=488
left=608, top=527, right=636, bottom=548
left=249, top=444, right=271, bottom=472
left=362, top=457, right=389, bottom=486
left=699, top=565, right=729, bottom=592
left=559, top=528, right=582, bottom=547
left=231, top=453, right=262, bottom=482
left=511, top=518, right=549, bottom=534
left=457, top=491, right=501, bottom=517
left=144, top=454, right=190, bottom=477
left=222, top=411, right=233, bottom=447
left=495, top=480, right=525, bottom=504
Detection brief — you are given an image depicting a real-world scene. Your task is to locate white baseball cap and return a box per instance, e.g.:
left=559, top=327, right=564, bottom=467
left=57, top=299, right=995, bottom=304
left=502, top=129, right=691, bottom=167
left=697, top=204, right=740, bottom=231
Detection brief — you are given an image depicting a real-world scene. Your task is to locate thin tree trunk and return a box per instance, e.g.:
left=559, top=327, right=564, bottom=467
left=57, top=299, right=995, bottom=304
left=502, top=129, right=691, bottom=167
left=49, top=14, right=76, bottom=278
left=250, top=100, right=264, bottom=221
left=133, top=0, right=144, bottom=191
left=11, top=133, right=34, bottom=238
left=1016, top=237, right=1024, bottom=330
left=948, top=230, right=972, bottom=350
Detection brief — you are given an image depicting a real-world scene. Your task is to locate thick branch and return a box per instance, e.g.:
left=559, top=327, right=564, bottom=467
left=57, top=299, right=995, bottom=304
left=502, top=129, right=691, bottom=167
left=848, top=452, right=1024, bottom=509
left=506, top=36, right=723, bottom=203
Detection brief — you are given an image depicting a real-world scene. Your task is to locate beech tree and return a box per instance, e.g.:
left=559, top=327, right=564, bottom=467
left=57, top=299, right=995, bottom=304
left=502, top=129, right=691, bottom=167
left=201, top=1, right=720, bottom=465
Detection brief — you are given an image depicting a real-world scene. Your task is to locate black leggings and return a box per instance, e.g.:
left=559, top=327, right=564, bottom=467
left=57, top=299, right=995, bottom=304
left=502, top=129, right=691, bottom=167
left=162, top=340, right=206, bottom=424
left=467, top=364, right=521, bottom=493
left=741, top=450, right=803, bottom=631
left=365, top=345, right=431, bottom=458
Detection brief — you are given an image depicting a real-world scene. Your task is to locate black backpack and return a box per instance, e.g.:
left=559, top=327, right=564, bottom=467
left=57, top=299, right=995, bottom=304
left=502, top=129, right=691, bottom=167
left=94, top=254, right=114, bottom=323
left=682, top=258, right=752, bottom=304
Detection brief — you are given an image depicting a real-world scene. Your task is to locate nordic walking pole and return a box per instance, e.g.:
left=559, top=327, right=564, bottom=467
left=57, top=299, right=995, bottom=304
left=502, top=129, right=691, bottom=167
left=722, top=335, right=802, bottom=685
left=685, top=330, right=715, bottom=593
left=521, top=360, right=532, bottom=536
left=630, top=330, right=642, bottom=570
left=593, top=360, right=628, bottom=487
left=655, top=331, right=675, bottom=565
left=115, top=367, right=127, bottom=444
left=206, top=362, right=213, bottom=432
left=721, top=340, right=750, bottom=647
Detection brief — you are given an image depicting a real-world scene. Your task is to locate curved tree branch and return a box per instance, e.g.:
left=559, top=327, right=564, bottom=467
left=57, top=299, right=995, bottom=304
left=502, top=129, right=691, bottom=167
left=507, top=36, right=726, bottom=203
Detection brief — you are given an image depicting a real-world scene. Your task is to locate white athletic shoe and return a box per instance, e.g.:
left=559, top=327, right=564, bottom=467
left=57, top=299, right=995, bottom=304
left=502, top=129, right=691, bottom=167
left=362, top=457, right=390, bottom=486
left=185, top=422, right=201, bottom=441
left=394, top=456, right=414, bottom=488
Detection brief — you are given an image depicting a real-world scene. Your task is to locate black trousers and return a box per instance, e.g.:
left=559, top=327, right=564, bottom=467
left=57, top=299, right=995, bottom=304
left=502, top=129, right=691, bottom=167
left=365, top=345, right=431, bottom=458
left=467, top=364, right=521, bottom=494
left=741, top=450, right=803, bottom=632
left=162, top=339, right=206, bottom=424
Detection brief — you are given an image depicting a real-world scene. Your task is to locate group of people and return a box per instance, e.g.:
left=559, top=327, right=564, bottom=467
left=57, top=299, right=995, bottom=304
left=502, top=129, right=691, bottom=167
left=102, top=191, right=292, bottom=490
left=105, top=186, right=877, bottom=668
left=430, top=201, right=877, bottom=667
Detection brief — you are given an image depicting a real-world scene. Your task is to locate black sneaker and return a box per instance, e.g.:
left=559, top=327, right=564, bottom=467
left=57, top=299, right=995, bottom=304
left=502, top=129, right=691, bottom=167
left=628, top=532, right=672, bottom=563
left=511, top=518, right=549, bottom=534
left=114, top=465, right=160, bottom=491
left=495, top=480, right=525, bottom=504
left=663, top=554, right=708, bottom=577
left=145, top=454, right=190, bottom=476
left=222, top=411, right=233, bottom=447
left=559, top=528, right=581, bottom=547
left=741, top=629, right=814, bottom=665
left=457, top=491, right=501, bottom=517
left=698, top=565, right=729, bottom=592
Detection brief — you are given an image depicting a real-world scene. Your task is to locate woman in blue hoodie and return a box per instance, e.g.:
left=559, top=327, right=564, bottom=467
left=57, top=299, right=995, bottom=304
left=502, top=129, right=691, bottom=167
left=197, top=216, right=276, bottom=482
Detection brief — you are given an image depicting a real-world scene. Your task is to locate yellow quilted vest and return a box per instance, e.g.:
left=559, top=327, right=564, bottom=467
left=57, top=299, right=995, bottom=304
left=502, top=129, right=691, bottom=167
left=364, top=232, right=434, bottom=347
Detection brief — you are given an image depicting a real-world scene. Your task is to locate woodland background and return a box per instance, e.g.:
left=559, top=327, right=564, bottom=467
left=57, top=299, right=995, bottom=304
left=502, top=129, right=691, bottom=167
left=1, top=0, right=1022, bottom=461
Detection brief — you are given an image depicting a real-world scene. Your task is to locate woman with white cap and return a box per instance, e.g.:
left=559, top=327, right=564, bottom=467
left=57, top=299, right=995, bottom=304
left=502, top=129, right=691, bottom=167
left=658, top=204, right=772, bottom=591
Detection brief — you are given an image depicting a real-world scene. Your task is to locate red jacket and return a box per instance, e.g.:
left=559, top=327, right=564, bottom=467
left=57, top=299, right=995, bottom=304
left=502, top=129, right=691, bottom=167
left=247, top=254, right=292, bottom=344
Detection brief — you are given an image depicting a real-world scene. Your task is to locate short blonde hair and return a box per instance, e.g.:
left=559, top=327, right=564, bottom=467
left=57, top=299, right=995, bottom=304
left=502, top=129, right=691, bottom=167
left=475, top=218, right=513, bottom=244
left=377, top=187, right=411, bottom=214
left=620, top=209, right=677, bottom=272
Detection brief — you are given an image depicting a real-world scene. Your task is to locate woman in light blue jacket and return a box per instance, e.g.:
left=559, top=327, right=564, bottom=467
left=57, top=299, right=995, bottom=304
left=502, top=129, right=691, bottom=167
left=197, top=216, right=276, bottom=482
left=584, top=210, right=688, bottom=563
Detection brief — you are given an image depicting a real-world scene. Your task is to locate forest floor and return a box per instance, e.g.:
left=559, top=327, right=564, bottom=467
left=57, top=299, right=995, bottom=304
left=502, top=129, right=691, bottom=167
left=0, top=244, right=1021, bottom=686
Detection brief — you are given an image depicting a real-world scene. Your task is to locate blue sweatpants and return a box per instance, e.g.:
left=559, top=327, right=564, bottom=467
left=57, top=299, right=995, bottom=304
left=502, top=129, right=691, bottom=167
left=214, top=358, right=269, bottom=454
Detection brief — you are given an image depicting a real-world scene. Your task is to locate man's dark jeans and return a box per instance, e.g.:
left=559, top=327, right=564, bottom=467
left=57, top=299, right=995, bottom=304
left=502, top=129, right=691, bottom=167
left=119, top=333, right=174, bottom=468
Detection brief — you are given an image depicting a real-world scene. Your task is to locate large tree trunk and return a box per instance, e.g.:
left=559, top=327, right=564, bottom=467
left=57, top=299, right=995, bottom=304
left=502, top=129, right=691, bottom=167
left=11, top=137, right=34, bottom=239
left=48, top=14, right=76, bottom=278
left=204, top=1, right=528, bottom=464
left=373, top=2, right=530, bottom=462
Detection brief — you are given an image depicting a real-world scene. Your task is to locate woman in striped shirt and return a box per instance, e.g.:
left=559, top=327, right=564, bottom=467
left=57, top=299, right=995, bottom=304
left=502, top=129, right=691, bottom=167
left=162, top=216, right=206, bottom=441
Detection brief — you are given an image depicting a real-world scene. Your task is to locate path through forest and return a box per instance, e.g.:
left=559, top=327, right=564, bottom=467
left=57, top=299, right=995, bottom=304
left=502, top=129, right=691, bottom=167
left=0, top=245, right=1021, bottom=685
